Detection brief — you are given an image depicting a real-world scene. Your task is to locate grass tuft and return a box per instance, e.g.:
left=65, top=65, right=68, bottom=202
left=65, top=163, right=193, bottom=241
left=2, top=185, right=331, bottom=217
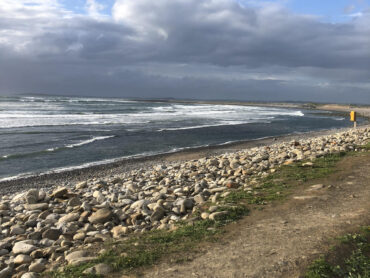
left=305, top=226, right=370, bottom=278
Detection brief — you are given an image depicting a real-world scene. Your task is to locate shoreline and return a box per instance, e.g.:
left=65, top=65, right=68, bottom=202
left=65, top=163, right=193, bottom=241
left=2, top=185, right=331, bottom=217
left=0, top=123, right=368, bottom=277
left=1, top=100, right=369, bottom=195
left=1, top=124, right=367, bottom=195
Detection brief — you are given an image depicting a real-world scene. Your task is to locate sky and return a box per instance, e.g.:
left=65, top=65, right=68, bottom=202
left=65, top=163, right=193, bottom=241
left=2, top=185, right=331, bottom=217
left=0, top=0, right=369, bottom=103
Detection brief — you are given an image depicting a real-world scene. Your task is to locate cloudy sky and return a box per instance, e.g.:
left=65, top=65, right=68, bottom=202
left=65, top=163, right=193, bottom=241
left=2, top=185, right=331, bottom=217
left=0, top=0, right=369, bottom=103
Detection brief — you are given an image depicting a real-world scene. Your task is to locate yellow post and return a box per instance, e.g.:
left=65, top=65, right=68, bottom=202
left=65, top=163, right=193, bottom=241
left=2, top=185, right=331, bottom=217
left=350, top=111, right=357, bottom=128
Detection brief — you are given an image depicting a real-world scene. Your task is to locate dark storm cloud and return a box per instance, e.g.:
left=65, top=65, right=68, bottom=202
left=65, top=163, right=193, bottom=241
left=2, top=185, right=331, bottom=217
left=0, top=0, right=369, bottom=103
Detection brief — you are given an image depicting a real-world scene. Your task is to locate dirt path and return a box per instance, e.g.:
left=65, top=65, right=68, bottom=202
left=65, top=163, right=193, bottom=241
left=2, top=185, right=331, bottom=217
left=141, top=153, right=370, bottom=278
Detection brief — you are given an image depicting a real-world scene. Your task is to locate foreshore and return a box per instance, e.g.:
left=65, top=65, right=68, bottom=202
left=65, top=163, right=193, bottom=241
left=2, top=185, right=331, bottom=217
left=0, top=124, right=367, bottom=196
left=0, top=123, right=369, bottom=277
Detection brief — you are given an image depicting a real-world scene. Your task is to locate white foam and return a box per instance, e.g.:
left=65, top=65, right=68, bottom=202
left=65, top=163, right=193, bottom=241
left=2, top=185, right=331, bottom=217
left=48, top=135, right=115, bottom=151
left=158, top=121, right=252, bottom=131
left=0, top=96, right=306, bottom=129
left=1, top=136, right=115, bottom=160
left=65, top=136, right=115, bottom=148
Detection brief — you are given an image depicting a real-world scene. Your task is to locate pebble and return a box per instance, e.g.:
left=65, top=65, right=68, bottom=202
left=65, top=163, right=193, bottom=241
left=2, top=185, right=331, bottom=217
left=58, top=212, right=80, bottom=224
left=14, top=254, right=32, bottom=265
left=51, top=187, right=68, bottom=198
left=28, top=261, right=46, bottom=273
left=83, top=263, right=112, bottom=275
left=13, top=242, right=37, bottom=255
left=0, top=267, right=13, bottom=278
left=209, top=211, right=228, bottom=221
left=88, top=208, right=113, bottom=224
left=65, top=250, right=88, bottom=264
left=42, top=229, right=61, bottom=240
left=21, top=273, right=38, bottom=278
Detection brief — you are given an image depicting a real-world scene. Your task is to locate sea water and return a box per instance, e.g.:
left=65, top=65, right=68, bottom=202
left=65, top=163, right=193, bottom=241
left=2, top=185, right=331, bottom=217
left=0, top=95, right=352, bottom=181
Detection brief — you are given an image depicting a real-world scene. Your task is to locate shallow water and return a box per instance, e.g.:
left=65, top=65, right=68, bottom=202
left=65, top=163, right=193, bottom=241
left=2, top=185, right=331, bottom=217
left=0, top=95, right=352, bottom=181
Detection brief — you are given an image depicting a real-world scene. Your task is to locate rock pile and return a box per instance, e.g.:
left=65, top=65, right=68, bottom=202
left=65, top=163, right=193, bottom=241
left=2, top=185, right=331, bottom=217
left=0, top=127, right=369, bottom=277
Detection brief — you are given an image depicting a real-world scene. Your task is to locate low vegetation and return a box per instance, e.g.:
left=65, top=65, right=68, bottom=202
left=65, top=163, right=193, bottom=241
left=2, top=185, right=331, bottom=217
left=305, top=227, right=370, bottom=278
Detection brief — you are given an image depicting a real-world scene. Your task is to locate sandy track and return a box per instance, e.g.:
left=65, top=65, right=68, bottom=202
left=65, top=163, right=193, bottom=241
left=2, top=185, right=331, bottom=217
left=142, top=153, right=370, bottom=278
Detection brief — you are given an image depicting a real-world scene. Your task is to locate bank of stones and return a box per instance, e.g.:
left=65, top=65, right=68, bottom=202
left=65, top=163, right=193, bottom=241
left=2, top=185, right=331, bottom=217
left=0, top=128, right=369, bottom=277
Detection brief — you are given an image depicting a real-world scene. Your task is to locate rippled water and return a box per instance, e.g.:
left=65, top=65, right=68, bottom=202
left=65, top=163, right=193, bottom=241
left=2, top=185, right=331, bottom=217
left=0, top=95, right=352, bottom=181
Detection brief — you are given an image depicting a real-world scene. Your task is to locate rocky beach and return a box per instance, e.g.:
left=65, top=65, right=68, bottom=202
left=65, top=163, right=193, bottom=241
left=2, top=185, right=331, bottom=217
left=2, top=1, right=370, bottom=276
left=0, top=125, right=369, bottom=277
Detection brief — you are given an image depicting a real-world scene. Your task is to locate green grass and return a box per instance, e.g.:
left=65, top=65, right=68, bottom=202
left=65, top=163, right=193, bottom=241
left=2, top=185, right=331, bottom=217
left=359, top=141, right=370, bottom=151
left=224, top=152, right=347, bottom=207
left=48, top=205, right=249, bottom=278
left=49, top=262, right=99, bottom=278
left=48, top=147, right=368, bottom=278
left=305, top=227, right=370, bottom=278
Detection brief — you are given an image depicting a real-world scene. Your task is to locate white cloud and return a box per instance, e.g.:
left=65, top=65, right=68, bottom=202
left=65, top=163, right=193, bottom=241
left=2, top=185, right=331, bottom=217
left=85, top=0, right=105, bottom=17
left=0, top=0, right=369, bottom=103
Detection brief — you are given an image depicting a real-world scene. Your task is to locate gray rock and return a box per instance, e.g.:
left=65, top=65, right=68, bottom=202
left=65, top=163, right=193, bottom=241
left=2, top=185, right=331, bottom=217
left=39, top=238, right=54, bottom=247
left=58, top=212, right=79, bottom=224
left=67, top=255, right=97, bottom=266
left=182, top=198, right=194, bottom=210
left=111, top=225, right=128, bottom=238
left=14, top=254, right=32, bottom=265
left=0, top=202, right=9, bottom=210
left=83, top=263, right=112, bottom=275
left=10, top=225, right=25, bottom=235
left=65, top=250, right=88, bottom=263
left=25, top=189, right=39, bottom=204
left=73, top=232, right=86, bottom=241
left=67, top=197, right=81, bottom=207
left=150, top=206, right=165, bottom=222
left=194, top=194, right=205, bottom=204
left=75, top=181, right=87, bottom=189
left=201, top=212, right=210, bottom=219
left=13, top=242, right=37, bottom=255
left=93, top=191, right=105, bottom=203
left=307, top=184, right=325, bottom=191
left=88, top=208, right=113, bottom=224
left=51, top=187, right=68, bottom=198
left=209, top=211, right=228, bottom=221
left=0, top=267, right=12, bottom=278
left=80, top=202, right=92, bottom=212
left=42, top=228, right=61, bottom=240
left=131, top=200, right=148, bottom=210
left=28, top=261, right=45, bottom=273
left=24, top=203, right=48, bottom=211
left=0, top=241, right=11, bottom=250
left=21, top=273, right=38, bottom=278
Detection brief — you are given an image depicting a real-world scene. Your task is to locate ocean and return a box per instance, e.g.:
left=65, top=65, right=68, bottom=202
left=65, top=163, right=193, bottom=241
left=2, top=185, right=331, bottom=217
left=0, top=95, right=353, bottom=181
